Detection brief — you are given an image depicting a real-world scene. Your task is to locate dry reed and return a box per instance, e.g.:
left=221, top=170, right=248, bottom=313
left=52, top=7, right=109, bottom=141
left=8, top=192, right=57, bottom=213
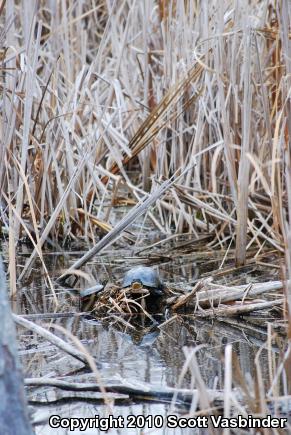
left=1, top=0, right=291, bottom=422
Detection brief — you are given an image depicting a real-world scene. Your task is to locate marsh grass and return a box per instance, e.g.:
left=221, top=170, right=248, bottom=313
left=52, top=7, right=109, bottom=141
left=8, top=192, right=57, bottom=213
left=1, top=2, right=289, bottom=262
left=2, top=0, right=291, bottom=422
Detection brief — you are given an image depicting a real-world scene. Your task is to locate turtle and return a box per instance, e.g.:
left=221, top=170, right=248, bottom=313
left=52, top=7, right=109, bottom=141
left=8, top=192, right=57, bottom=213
left=121, top=266, right=164, bottom=296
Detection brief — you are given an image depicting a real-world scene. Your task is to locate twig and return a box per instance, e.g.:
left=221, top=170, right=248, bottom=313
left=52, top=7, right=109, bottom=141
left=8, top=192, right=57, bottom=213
left=57, top=164, right=195, bottom=282
left=13, top=315, right=89, bottom=365
left=197, top=299, right=284, bottom=317
left=25, top=377, right=225, bottom=405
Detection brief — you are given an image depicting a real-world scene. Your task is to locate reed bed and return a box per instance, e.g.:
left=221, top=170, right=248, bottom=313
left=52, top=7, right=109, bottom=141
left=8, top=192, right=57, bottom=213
left=1, top=0, right=291, bottom=428
left=0, top=0, right=290, bottom=275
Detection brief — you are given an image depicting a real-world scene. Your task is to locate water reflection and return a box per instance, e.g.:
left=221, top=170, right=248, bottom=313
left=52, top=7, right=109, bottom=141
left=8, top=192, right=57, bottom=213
left=26, top=313, right=273, bottom=434
left=10, top=245, right=281, bottom=433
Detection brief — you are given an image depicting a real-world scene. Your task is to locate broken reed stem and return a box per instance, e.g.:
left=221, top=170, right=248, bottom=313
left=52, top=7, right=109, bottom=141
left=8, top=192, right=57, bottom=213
left=197, top=299, right=284, bottom=318
left=172, top=281, right=204, bottom=310
left=13, top=314, right=88, bottom=365
left=24, top=376, right=224, bottom=405
left=235, top=24, right=252, bottom=267
left=58, top=163, right=195, bottom=281
left=223, top=345, right=232, bottom=435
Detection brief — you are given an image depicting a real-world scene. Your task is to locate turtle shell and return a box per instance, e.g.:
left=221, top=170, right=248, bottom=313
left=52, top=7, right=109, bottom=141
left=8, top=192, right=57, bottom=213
left=122, top=266, right=163, bottom=295
left=80, top=284, right=104, bottom=298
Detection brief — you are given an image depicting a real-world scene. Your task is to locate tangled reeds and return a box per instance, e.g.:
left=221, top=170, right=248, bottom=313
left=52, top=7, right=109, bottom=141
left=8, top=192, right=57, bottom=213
left=88, top=277, right=285, bottom=327
left=0, top=1, right=290, bottom=288
left=2, top=0, right=291, bottom=429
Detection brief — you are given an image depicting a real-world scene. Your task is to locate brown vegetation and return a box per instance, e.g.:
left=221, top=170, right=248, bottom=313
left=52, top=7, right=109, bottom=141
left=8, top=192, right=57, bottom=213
left=1, top=0, right=291, bottom=427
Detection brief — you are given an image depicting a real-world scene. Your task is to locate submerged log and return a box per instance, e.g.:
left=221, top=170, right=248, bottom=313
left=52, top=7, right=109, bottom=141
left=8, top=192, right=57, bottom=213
left=25, top=376, right=225, bottom=408
left=0, top=258, right=33, bottom=435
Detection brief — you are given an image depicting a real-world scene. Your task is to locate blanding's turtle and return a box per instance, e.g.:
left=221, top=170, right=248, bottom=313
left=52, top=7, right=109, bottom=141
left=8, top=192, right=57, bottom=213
left=122, top=266, right=164, bottom=296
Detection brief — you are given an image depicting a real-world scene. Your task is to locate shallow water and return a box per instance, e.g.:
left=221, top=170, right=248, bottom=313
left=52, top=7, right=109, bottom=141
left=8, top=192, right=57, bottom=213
left=5, top=240, right=285, bottom=434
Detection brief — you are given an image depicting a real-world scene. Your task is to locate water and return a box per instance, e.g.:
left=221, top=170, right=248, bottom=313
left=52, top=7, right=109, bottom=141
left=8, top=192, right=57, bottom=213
left=6, top=241, right=285, bottom=434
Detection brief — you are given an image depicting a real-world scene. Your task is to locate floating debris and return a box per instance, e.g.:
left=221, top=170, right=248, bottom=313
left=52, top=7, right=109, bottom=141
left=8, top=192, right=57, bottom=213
left=90, top=276, right=285, bottom=326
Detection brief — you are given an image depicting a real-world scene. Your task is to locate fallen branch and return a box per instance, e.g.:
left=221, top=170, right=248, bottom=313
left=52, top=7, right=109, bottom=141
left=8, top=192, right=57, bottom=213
left=25, top=377, right=224, bottom=406
left=13, top=315, right=89, bottom=366
left=57, top=163, right=197, bottom=282
left=196, top=299, right=284, bottom=317
left=188, top=281, right=283, bottom=309
left=172, top=281, right=205, bottom=310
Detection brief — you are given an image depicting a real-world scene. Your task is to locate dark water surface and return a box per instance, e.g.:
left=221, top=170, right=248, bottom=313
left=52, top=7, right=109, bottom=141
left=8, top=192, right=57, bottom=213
left=6, top=241, right=284, bottom=434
